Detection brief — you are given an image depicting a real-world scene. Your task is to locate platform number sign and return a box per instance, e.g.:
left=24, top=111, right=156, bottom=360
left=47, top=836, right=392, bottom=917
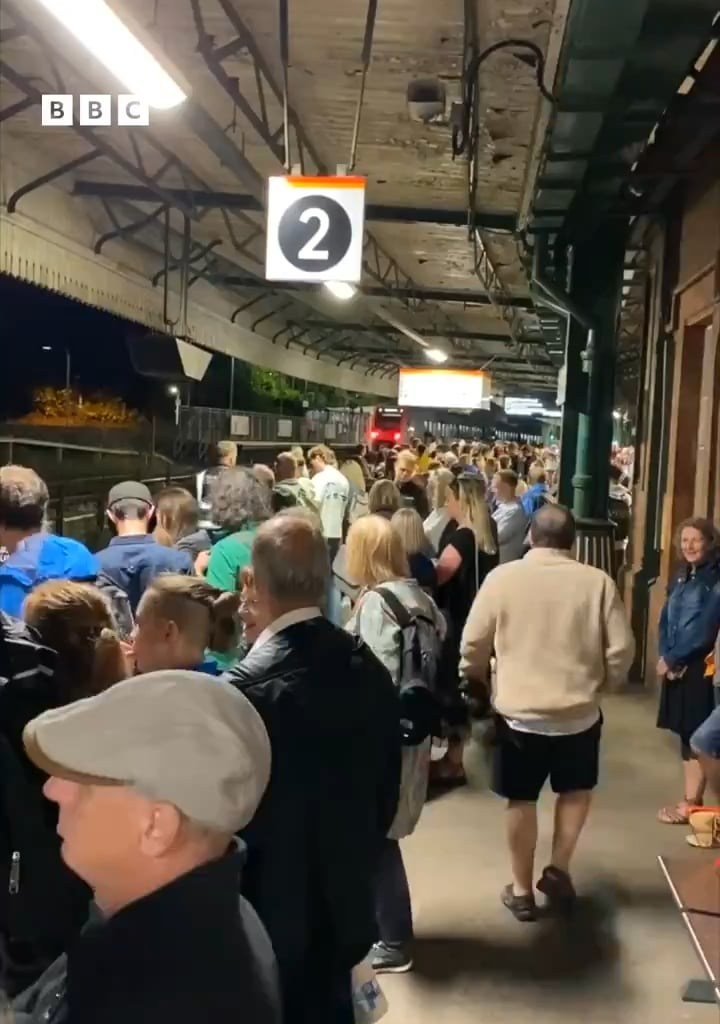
left=265, top=176, right=366, bottom=283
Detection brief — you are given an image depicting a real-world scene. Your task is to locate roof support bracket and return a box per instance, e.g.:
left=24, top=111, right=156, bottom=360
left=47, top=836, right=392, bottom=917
left=6, top=147, right=101, bottom=214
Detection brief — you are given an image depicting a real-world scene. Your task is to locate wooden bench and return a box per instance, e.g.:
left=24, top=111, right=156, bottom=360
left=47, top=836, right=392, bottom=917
left=658, top=854, right=720, bottom=1006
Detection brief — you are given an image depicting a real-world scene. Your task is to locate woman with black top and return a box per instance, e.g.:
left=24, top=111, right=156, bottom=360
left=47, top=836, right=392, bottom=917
left=433, top=474, right=499, bottom=784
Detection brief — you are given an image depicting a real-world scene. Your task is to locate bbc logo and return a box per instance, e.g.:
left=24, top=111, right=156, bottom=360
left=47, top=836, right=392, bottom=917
left=41, top=94, right=150, bottom=127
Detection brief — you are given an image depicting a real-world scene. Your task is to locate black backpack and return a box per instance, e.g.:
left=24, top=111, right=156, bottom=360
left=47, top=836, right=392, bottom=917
left=374, top=586, right=442, bottom=745
left=0, top=617, right=86, bottom=948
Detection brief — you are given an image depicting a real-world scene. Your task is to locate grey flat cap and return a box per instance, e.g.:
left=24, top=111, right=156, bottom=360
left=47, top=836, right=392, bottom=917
left=23, top=670, right=271, bottom=833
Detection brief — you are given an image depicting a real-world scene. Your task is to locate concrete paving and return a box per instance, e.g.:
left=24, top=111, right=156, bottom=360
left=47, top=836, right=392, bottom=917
left=383, top=694, right=714, bottom=1024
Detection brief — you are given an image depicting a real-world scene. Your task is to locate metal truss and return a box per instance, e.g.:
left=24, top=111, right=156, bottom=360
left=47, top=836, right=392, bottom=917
left=458, top=0, right=550, bottom=374
left=0, top=6, right=365, bottom=365
left=189, top=0, right=326, bottom=175
left=188, top=0, right=474, bottom=349
left=472, top=230, right=534, bottom=357
left=0, top=7, right=396, bottom=373
left=0, top=0, right=528, bottom=379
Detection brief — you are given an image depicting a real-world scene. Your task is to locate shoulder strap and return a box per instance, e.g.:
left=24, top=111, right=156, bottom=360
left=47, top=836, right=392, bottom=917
left=374, top=585, right=413, bottom=628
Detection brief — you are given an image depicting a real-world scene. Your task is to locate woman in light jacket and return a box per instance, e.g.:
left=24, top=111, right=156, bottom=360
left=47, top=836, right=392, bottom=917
left=345, top=514, right=445, bottom=977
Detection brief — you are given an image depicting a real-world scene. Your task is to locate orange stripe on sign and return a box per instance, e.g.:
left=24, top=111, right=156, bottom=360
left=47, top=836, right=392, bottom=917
left=286, top=176, right=366, bottom=188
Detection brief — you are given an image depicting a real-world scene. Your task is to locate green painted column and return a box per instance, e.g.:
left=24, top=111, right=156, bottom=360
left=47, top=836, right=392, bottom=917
left=557, top=314, right=587, bottom=511
left=568, top=223, right=627, bottom=519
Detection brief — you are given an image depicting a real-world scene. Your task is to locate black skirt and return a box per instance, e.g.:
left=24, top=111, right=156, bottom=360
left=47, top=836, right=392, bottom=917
left=657, top=657, right=715, bottom=744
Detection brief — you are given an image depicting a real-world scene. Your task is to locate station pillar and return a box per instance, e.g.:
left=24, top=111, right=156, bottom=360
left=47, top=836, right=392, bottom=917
left=568, top=222, right=627, bottom=520
left=557, top=315, right=584, bottom=509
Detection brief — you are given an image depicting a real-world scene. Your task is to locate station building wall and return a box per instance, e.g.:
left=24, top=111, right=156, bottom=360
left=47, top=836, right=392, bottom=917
left=629, top=143, right=720, bottom=687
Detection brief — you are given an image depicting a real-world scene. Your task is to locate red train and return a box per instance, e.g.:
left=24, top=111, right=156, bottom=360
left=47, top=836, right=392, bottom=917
left=367, top=406, right=407, bottom=446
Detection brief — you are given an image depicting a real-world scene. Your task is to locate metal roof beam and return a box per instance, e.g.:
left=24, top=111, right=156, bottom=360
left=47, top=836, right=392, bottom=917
left=209, top=274, right=534, bottom=308
left=297, top=321, right=545, bottom=343
left=187, top=0, right=471, bottom=352
left=71, top=182, right=515, bottom=231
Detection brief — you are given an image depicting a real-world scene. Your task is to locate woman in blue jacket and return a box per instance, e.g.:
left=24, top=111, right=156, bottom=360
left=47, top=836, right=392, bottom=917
left=657, top=518, right=720, bottom=824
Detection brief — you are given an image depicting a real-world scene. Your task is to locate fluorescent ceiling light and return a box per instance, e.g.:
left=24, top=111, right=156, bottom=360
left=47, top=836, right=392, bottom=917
left=323, top=281, right=356, bottom=301
left=35, top=0, right=187, bottom=109
left=426, top=348, right=448, bottom=363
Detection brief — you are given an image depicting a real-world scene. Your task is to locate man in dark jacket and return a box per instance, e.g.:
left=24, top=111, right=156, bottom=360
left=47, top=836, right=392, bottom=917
left=0, top=612, right=79, bottom=997
left=96, top=482, right=192, bottom=613
left=12, top=670, right=280, bottom=1024
left=226, top=513, right=402, bottom=1024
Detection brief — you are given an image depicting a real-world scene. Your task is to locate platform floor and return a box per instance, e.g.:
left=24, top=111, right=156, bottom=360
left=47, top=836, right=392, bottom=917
left=383, top=694, right=713, bottom=1024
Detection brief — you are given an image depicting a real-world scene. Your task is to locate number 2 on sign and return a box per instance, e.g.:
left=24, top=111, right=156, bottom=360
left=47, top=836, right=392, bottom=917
left=298, top=208, right=330, bottom=260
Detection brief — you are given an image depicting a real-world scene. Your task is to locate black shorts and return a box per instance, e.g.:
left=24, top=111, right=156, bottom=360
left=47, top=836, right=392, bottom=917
left=492, top=714, right=603, bottom=803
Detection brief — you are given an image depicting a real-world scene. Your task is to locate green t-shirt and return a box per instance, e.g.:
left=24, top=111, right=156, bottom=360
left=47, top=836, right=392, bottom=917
left=206, top=527, right=257, bottom=592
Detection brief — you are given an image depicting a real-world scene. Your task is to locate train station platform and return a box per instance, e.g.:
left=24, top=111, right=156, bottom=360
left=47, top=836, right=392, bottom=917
left=383, top=694, right=708, bottom=1024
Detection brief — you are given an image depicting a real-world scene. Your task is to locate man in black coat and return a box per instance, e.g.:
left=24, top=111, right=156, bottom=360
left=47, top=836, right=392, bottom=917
left=12, top=670, right=281, bottom=1024
left=0, top=612, right=85, bottom=997
left=227, top=512, right=402, bottom=1024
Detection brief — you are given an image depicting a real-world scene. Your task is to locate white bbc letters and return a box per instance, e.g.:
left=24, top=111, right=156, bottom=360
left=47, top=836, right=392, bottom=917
left=41, top=95, right=149, bottom=126
left=117, top=95, right=150, bottom=127
left=41, top=94, right=73, bottom=126
left=79, top=95, right=112, bottom=126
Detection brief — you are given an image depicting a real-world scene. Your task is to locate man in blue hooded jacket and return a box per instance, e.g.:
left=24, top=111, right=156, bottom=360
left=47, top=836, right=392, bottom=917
left=0, top=466, right=97, bottom=618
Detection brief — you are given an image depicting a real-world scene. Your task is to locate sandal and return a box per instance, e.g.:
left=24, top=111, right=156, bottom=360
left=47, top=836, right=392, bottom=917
left=502, top=884, right=537, bottom=922
left=537, top=865, right=576, bottom=911
left=657, top=802, right=692, bottom=825
left=686, top=807, right=720, bottom=848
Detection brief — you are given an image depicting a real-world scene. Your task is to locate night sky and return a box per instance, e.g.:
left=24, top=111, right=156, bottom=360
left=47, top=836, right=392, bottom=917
left=0, top=274, right=243, bottom=420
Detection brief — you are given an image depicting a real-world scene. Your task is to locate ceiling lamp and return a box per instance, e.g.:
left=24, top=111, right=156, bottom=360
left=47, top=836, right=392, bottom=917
left=35, top=0, right=187, bottom=109
left=323, top=281, right=356, bottom=301
left=426, top=348, right=448, bottom=363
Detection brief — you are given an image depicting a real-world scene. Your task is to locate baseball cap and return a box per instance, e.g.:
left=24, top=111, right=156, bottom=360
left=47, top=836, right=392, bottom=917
left=107, top=481, right=153, bottom=508
left=22, top=670, right=272, bottom=833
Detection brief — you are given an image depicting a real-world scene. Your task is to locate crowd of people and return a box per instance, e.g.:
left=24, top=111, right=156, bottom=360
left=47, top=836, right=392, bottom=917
left=0, top=429, right=717, bottom=1022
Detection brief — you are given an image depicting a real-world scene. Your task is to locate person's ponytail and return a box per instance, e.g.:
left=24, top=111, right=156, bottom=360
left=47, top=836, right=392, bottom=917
left=207, top=590, right=241, bottom=652
left=90, top=626, right=127, bottom=693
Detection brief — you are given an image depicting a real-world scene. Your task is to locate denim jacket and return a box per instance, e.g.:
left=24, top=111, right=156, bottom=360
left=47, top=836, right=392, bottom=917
left=659, top=555, right=720, bottom=671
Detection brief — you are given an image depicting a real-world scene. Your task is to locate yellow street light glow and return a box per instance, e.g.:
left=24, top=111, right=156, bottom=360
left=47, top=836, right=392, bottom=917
left=35, top=0, right=187, bottom=109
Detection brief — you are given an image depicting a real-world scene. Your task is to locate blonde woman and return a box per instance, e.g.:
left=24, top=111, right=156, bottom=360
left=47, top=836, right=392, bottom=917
left=346, top=514, right=445, bottom=975
left=434, top=475, right=499, bottom=784
left=424, top=468, right=455, bottom=553
left=368, top=479, right=402, bottom=520
left=392, top=507, right=436, bottom=590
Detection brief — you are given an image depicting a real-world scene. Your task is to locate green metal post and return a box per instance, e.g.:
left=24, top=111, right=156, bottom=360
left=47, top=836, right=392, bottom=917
left=569, top=224, right=627, bottom=519
left=558, top=315, right=586, bottom=509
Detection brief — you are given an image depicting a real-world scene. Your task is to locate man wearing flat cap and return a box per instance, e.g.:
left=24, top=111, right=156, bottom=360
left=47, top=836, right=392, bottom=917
left=12, top=670, right=281, bottom=1024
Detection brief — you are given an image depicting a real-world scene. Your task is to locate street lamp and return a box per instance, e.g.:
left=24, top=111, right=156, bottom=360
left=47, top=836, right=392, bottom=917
left=41, top=345, right=71, bottom=390
left=168, top=385, right=180, bottom=426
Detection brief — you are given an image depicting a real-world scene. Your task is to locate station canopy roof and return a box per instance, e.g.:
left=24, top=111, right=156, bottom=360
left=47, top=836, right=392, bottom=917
left=1, top=0, right=717, bottom=397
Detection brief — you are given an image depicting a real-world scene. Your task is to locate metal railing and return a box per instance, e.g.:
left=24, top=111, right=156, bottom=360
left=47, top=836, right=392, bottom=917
left=179, top=406, right=370, bottom=455
left=48, top=473, right=195, bottom=547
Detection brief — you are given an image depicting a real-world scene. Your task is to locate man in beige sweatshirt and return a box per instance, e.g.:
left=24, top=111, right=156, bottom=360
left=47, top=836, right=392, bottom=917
left=460, top=504, right=634, bottom=922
